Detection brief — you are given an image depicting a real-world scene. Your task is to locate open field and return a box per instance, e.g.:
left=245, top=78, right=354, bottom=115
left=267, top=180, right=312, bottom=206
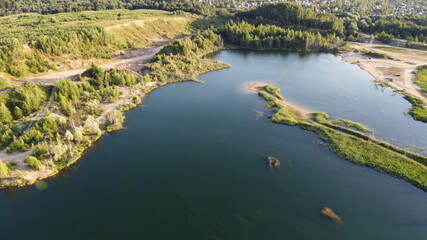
left=0, top=9, right=193, bottom=41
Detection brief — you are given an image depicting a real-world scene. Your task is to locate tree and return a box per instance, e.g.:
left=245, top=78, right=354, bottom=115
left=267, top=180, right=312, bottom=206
left=0, top=102, right=13, bottom=124
left=64, top=130, right=74, bottom=142
left=13, top=106, right=23, bottom=119
left=85, top=99, right=100, bottom=114
left=73, top=127, right=85, bottom=143
left=376, top=32, right=394, bottom=44
left=48, top=142, right=68, bottom=161
left=84, top=115, right=101, bottom=135
left=0, top=160, right=10, bottom=177
left=106, top=110, right=125, bottom=132
left=24, top=156, right=43, bottom=170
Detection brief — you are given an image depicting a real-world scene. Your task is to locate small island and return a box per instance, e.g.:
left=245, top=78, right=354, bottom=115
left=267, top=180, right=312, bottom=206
left=267, top=156, right=281, bottom=168
left=321, top=207, right=342, bottom=223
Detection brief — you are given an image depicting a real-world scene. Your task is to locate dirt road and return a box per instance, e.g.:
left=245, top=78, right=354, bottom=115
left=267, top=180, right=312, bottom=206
left=23, top=46, right=163, bottom=84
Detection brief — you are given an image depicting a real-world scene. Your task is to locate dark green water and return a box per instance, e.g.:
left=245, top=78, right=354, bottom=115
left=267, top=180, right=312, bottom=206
left=1, top=50, right=427, bottom=240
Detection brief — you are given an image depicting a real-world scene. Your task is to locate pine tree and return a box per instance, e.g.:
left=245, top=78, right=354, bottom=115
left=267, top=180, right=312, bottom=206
left=13, top=106, right=23, bottom=119
left=0, top=102, right=12, bottom=124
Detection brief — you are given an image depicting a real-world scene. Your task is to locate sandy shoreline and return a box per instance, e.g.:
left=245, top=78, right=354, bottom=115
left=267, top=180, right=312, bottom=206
left=247, top=83, right=313, bottom=120
left=340, top=43, right=427, bottom=105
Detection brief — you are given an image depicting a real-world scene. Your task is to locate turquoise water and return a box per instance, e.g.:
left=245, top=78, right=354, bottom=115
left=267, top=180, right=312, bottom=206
left=1, top=50, right=426, bottom=239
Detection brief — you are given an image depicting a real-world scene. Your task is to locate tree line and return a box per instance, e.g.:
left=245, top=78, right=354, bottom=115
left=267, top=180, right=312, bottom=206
left=236, top=2, right=345, bottom=36
left=360, top=18, right=427, bottom=42
left=0, top=0, right=232, bottom=17
left=221, top=20, right=343, bottom=51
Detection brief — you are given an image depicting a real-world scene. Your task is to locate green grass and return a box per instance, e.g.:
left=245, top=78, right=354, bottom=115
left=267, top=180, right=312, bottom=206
left=264, top=85, right=284, bottom=100
left=258, top=91, right=299, bottom=125
left=330, top=118, right=372, bottom=132
left=190, top=16, right=231, bottom=30
left=415, top=65, right=427, bottom=94
left=403, top=94, right=427, bottom=123
left=360, top=49, right=393, bottom=59
left=0, top=9, right=192, bottom=42
left=257, top=85, right=427, bottom=191
left=409, top=106, right=427, bottom=122
left=374, top=46, right=410, bottom=54
left=300, top=123, right=427, bottom=191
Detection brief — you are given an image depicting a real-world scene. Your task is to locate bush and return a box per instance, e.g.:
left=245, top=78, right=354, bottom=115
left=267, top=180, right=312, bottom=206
left=24, top=156, right=43, bottom=170
left=0, top=160, right=10, bottom=177
left=360, top=49, right=393, bottom=59
left=376, top=32, right=394, bottom=44
left=264, top=85, right=284, bottom=100
left=0, top=102, right=13, bottom=124
left=106, top=110, right=125, bottom=132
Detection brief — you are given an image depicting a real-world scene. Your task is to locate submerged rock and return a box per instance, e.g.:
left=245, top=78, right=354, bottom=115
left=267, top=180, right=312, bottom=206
left=267, top=156, right=281, bottom=167
left=321, top=207, right=342, bottom=223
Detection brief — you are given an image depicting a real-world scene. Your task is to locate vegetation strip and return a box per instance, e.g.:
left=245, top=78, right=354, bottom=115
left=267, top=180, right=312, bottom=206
left=253, top=84, right=427, bottom=191
left=415, top=65, right=427, bottom=94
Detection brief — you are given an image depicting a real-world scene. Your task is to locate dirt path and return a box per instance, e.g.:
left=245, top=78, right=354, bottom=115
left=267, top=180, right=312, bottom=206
left=22, top=46, right=163, bottom=84
left=0, top=150, right=32, bottom=162
left=341, top=42, right=427, bottom=104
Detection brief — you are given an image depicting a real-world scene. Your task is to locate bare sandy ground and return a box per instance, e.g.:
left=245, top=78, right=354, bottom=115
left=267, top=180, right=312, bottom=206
left=340, top=42, right=427, bottom=104
left=22, top=46, right=163, bottom=84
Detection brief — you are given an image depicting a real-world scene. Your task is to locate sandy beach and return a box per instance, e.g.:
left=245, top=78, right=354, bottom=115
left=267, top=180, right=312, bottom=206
left=340, top=42, right=427, bottom=104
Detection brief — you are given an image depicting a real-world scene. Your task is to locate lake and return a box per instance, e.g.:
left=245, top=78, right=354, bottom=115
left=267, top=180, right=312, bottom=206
left=1, top=50, right=427, bottom=240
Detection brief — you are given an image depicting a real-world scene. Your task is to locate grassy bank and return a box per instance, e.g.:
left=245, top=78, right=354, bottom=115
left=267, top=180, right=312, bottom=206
left=255, top=84, right=427, bottom=191
left=415, top=65, right=427, bottom=94
left=403, top=94, right=427, bottom=123
left=360, top=49, right=393, bottom=59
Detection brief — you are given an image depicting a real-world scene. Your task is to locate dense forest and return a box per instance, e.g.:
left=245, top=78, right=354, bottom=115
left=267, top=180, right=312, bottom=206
left=359, top=18, right=427, bottom=42
left=235, top=2, right=426, bottom=42
left=221, top=20, right=343, bottom=51
left=0, top=0, right=426, bottom=43
left=236, top=3, right=345, bottom=36
left=0, top=0, right=232, bottom=16
left=1, top=0, right=426, bottom=20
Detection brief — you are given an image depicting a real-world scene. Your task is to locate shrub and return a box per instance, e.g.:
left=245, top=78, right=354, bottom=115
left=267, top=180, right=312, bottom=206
left=84, top=115, right=101, bottom=135
left=106, top=110, right=125, bottom=132
left=0, top=160, right=10, bottom=177
left=0, top=102, right=13, bottom=124
left=265, top=85, right=284, bottom=100
left=24, top=156, right=43, bottom=170
left=376, top=32, right=394, bottom=44
left=13, top=106, right=24, bottom=119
